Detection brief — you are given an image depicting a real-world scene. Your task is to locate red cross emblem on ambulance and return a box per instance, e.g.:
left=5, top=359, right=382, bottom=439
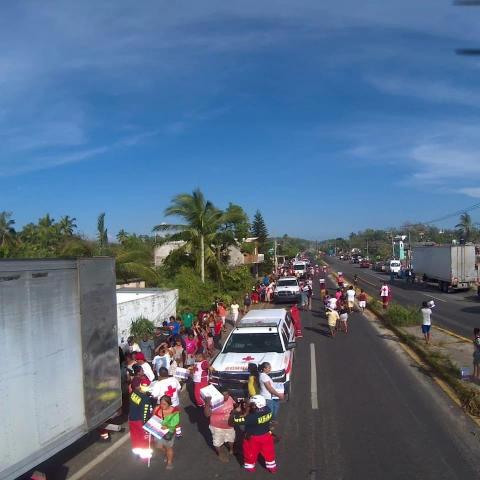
left=242, top=356, right=255, bottom=362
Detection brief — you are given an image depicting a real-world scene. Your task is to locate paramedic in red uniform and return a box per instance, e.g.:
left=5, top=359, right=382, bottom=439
left=128, top=378, right=154, bottom=461
left=233, top=395, right=277, bottom=473
left=290, top=304, right=303, bottom=338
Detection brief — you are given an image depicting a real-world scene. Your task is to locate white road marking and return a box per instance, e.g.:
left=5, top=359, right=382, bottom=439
left=67, top=433, right=129, bottom=480
left=310, top=343, right=318, bottom=410
left=422, top=293, right=447, bottom=303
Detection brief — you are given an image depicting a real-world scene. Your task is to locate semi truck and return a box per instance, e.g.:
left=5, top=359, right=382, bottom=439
left=0, top=257, right=122, bottom=480
left=412, top=244, right=477, bottom=292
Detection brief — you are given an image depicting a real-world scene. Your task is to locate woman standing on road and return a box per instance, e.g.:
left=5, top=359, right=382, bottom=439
left=153, top=395, right=180, bottom=470
left=258, top=362, right=284, bottom=422
left=473, top=328, right=480, bottom=381
left=380, top=282, right=390, bottom=310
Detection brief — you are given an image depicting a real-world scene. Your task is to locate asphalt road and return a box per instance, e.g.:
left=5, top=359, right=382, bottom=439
left=324, top=256, right=480, bottom=339
left=64, top=279, right=480, bottom=480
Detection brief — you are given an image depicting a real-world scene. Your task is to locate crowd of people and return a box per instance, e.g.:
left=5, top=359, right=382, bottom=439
left=119, top=273, right=300, bottom=473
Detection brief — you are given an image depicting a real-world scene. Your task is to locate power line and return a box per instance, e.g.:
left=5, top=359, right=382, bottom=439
left=423, top=201, right=480, bottom=225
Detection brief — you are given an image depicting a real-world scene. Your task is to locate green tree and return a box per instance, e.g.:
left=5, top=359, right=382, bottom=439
left=58, top=215, right=77, bottom=236
left=0, top=211, right=16, bottom=248
left=97, top=212, right=108, bottom=254
left=117, top=229, right=129, bottom=245
left=455, top=212, right=477, bottom=243
left=251, top=210, right=268, bottom=245
left=153, top=189, right=224, bottom=283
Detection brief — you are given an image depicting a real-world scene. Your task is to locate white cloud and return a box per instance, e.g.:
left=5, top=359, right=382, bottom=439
left=459, top=188, right=480, bottom=198
left=342, top=118, right=480, bottom=195
left=366, top=75, right=480, bottom=108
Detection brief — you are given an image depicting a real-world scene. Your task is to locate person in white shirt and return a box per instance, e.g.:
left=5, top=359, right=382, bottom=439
left=134, top=352, right=155, bottom=381
left=152, top=346, right=172, bottom=376
left=346, top=286, right=356, bottom=313
left=420, top=301, right=434, bottom=344
left=327, top=296, right=338, bottom=311
left=151, top=367, right=183, bottom=437
left=230, top=302, right=240, bottom=324
left=258, top=362, right=284, bottom=422
left=380, top=282, right=390, bottom=310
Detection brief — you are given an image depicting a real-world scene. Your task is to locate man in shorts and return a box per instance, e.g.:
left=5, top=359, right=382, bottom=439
left=420, top=301, right=433, bottom=344
left=346, top=286, right=356, bottom=313
left=204, top=387, right=236, bottom=462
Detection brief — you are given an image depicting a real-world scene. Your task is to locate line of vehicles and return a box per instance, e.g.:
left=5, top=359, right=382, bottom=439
left=336, top=244, right=478, bottom=293
left=210, top=254, right=313, bottom=401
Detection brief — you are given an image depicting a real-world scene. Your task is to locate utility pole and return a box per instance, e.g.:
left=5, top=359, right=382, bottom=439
left=366, top=239, right=369, bottom=259
left=274, top=238, right=278, bottom=272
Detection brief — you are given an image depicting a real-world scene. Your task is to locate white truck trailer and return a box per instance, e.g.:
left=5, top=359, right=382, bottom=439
left=412, top=244, right=477, bottom=292
left=0, top=258, right=121, bottom=480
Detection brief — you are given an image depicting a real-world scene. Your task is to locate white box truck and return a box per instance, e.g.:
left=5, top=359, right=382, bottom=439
left=412, top=244, right=477, bottom=292
left=0, top=258, right=121, bottom=480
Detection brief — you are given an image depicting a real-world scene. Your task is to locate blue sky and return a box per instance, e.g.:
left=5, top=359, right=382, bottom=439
left=2, top=1, right=480, bottom=239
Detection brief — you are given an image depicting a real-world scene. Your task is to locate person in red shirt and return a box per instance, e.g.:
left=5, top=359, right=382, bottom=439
left=290, top=304, right=303, bottom=338
left=217, top=303, right=227, bottom=332
left=203, top=387, right=236, bottom=462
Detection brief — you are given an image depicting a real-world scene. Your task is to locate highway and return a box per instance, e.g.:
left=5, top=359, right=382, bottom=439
left=324, top=256, right=480, bottom=340
left=54, top=276, right=480, bottom=480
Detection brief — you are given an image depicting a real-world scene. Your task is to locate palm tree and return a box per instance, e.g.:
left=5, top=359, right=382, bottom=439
left=116, top=229, right=129, bottom=245
left=58, top=215, right=77, bottom=236
left=97, top=212, right=108, bottom=254
left=0, top=211, right=16, bottom=248
left=153, top=189, right=224, bottom=282
left=455, top=212, right=477, bottom=243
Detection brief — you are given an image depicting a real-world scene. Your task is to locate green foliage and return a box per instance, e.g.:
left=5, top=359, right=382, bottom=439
left=251, top=210, right=268, bottom=246
left=129, top=317, right=155, bottom=339
left=384, top=303, right=422, bottom=327
left=97, top=212, right=108, bottom=254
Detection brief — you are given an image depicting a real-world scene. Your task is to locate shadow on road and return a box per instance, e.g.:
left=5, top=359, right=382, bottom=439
left=305, top=326, right=331, bottom=338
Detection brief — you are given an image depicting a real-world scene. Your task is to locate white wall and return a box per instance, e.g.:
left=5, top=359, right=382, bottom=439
left=116, top=288, right=178, bottom=343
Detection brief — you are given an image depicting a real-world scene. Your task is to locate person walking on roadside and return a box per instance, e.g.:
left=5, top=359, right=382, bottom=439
left=230, top=301, right=240, bottom=324
left=326, top=307, right=339, bottom=337
left=473, top=328, right=480, bottom=381
left=346, top=286, right=356, bottom=313
left=243, top=293, right=252, bottom=313
left=290, top=304, right=303, bottom=338
left=380, top=282, right=390, bottom=310
left=233, top=395, right=277, bottom=474
left=338, top=305, right=349, bottom=334
left=420, top=301, right=433, bottom=345
left=305, top=282, right=313, bottom=311
left=204, top=388, right=236, bottom=462
left=358, top=289, right=367, bottom=312
left=319, top=278, right=326, bottom=298
left=258, top=362, right=284, bottom=422
left=337, top=272, right=345, bottom=288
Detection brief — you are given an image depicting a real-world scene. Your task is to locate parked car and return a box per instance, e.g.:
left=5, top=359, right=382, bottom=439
left=373, top=261, right=386, bottom=272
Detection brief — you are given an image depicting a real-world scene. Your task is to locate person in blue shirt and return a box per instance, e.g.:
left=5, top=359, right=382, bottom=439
left=167, top=315, right=180, bottom=336
left=262, top=275, right=270, bottom=286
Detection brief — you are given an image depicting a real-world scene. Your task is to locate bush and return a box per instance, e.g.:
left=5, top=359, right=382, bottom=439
left=384, top=303, right=422, bottom=327
left=130, top=317, right=155, bottom=339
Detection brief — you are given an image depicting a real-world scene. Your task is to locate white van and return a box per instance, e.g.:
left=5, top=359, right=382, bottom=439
left=293, top=261, right=307, bottom=278
left=210, top=309, right=296, bottom=400
left=387, top=259, right=401, bottom=274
